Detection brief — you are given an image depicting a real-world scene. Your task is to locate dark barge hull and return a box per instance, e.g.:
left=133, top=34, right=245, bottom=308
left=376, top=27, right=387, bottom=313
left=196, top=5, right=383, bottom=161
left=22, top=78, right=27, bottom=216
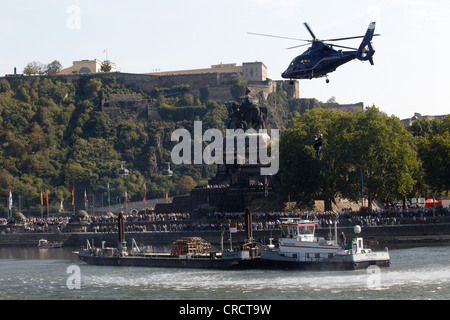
left=79, top=255, right=258, bottom=270
left=79, top=254, right=390, bottom=271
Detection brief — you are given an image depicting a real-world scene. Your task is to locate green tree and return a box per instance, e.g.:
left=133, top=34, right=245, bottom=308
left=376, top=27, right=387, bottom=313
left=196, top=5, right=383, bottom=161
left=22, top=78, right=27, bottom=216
left=23, top=61, right=45, bottom=75
left=418, top=115, right=450, bottom=196
left=100, top=61, right=112, bottom=72
left=176, top=175, right=197, bottom=195
left=278, top=107, right=419, bottom=211
left=46, top=60, right=63, bottom=75
left=351, top=107, right=419, bottom=209
left=278, top=108, right=357, bottom=210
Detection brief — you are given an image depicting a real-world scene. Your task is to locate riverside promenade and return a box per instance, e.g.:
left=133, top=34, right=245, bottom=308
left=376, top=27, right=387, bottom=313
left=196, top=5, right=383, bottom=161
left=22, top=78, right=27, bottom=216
left=1, top=222, right=449, bottom=249
left=2, top=204, right=449, bottom=248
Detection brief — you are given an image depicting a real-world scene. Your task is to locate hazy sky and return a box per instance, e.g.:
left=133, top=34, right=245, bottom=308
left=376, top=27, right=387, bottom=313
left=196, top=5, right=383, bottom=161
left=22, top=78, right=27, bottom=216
left=1, top=0, right=449, bottom=119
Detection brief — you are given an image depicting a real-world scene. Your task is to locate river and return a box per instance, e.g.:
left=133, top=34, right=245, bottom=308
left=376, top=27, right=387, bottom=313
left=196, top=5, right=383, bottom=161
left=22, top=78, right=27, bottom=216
left=0, top=245, right=449, bottom=301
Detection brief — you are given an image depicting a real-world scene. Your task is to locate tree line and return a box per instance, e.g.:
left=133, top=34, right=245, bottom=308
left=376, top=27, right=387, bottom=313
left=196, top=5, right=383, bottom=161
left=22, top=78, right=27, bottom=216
left=0, top=75, right=225, bottom=216
left=277, top=107, right=449, bottom=211
left=0, top=74, right=448, bottom=216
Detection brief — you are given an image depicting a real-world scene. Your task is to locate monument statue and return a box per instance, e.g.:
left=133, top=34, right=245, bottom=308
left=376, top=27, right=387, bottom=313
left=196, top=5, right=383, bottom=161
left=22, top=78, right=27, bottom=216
left=226, top=88, right=267, bottom=130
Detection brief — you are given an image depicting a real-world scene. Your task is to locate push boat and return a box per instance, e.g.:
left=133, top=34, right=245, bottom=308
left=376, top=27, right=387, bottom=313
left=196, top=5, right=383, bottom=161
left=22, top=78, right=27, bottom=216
left=259, top=218, right=390, bottom=270
left=38, top=239, right=62, bottom=248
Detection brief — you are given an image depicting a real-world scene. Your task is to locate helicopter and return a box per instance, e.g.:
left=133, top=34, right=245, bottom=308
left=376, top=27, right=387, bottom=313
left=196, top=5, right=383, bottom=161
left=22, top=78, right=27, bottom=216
left=249, top=22, right=379, bottom=83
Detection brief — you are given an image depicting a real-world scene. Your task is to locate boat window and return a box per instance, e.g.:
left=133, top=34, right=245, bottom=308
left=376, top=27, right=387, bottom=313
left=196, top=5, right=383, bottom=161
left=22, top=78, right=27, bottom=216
left=281, top=225, right=298, bottom=237
left=298, top=225, right=315, bottom=235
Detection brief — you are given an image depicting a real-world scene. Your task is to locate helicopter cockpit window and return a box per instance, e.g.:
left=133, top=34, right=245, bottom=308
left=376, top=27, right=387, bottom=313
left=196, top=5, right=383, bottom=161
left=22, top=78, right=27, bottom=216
left=296, top=55, right=310, bottom=64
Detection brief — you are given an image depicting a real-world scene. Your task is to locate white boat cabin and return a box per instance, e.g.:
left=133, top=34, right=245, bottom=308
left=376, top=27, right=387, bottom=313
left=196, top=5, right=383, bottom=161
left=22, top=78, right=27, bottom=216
left=279, top=218, right=317, bottom=242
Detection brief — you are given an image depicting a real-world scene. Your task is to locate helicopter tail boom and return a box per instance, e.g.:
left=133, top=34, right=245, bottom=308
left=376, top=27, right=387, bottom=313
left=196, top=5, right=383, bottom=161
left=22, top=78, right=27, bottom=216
left=357, top=22, right=376, bottom=64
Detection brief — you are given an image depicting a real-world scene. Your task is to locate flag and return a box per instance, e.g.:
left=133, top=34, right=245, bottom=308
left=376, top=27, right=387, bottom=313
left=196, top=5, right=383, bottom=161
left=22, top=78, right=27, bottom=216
left=143, top=182, right=146, bottom=202
left=40, top=189, right=43, bottom=206
left=8, top=189, right=12, bottom=211
left=71, top=186, right=74, bottom=206
left=165, top=190, right=168, bottom=203
left=46, top=191, right=49, bottom=208
left=229, top=222, right=237, bottom=233
left=84, top=189, right=87, bottom=210
left=125, top=190, right=128, bottom=203
left=264, top=177, right=269, bottom=197
left=103, top=49, right=108, bottom=53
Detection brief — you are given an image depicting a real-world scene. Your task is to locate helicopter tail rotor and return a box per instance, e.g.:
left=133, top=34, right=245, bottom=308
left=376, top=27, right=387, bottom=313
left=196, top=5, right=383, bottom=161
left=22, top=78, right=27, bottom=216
left=357, top=22, right=376, bottom=63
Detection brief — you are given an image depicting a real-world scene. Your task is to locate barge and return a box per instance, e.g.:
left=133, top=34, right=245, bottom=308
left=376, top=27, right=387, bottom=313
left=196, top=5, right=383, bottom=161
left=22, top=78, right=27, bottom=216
left=77, top=211, right=258, bottom=269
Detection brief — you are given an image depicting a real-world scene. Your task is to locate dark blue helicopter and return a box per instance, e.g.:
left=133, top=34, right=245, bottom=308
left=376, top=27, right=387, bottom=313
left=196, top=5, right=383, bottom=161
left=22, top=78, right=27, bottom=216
left=249, top=22, right=379, bottom=83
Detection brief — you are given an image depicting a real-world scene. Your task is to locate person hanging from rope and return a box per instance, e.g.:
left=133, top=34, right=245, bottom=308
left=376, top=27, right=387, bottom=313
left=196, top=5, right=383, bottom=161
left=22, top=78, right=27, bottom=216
left=313, top=133, right=323, bottom=155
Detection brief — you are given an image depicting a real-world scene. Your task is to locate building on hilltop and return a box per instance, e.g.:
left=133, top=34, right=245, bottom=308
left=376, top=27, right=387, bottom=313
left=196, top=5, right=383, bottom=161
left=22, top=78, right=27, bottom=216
left=146, top=62, right=268, bottom=82
left=323, top=102, right=364, bottom=113
left=147, top=61, right=298, bottom=103
left=401, top=114, right=447, bottom=126
left=58, top=59, right=117, bottom=74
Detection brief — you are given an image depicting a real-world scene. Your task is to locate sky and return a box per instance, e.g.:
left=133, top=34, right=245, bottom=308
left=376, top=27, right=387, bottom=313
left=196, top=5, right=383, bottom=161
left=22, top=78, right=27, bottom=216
left=0, top=0, right=449, bottom=120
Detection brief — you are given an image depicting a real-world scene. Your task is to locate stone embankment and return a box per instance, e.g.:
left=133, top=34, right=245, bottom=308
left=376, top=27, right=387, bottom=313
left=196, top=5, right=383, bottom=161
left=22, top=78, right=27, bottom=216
left=1, top=223, right=449, bottom=249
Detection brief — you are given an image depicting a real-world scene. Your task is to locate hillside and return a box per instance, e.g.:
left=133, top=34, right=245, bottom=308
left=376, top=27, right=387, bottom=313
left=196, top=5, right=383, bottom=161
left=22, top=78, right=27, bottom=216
left=0, top=74, right=363, bottom=216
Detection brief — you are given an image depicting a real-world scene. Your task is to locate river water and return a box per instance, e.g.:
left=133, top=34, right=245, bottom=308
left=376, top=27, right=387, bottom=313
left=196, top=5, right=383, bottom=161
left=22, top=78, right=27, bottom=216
left=0, top=245, right=449, bottom=300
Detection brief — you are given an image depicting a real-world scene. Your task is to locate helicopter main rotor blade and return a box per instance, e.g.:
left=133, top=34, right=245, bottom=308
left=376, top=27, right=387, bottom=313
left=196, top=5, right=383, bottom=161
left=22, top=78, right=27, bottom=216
left=247, top=32, right=310, bottom=42
left=324, top=34, right=381, bottom=42
left=286, top=43, right=312, bottom=50
left=304, top=23, right=317, bottom=41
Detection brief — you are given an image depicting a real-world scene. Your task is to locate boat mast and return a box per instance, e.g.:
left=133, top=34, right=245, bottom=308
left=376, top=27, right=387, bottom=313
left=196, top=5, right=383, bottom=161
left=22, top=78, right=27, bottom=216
left=117, top=211, right=127, bottom=255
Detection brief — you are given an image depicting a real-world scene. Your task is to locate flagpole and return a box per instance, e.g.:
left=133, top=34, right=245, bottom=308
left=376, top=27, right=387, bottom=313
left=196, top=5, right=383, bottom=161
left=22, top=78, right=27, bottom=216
left=72, top=184, right=75, bottom=216
left=46, top=190, right=49, bottom=219
left=125, top=189, right=128, bottom=214
left=40, top=189, right=43, bottom=219
left=143, top=182, right=146, bottom=215
left=107, top=180, right=110, bottom=213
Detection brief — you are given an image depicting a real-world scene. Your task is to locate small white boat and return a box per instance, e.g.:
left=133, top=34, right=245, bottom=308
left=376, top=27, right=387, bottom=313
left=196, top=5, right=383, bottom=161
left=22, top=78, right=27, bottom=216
left=260, top=218, right=390, bottom=270
left=38, top=239, right=62, bottom=248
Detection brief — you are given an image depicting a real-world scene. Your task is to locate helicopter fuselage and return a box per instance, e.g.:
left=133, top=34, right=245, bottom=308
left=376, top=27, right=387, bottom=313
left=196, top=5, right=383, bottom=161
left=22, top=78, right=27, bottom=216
left=282, top=42, right=357, bottom=80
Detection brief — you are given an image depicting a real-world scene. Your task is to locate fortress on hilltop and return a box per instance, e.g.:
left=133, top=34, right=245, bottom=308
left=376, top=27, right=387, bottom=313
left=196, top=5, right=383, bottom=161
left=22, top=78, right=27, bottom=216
left=4, top=59, right=369, bottom=123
